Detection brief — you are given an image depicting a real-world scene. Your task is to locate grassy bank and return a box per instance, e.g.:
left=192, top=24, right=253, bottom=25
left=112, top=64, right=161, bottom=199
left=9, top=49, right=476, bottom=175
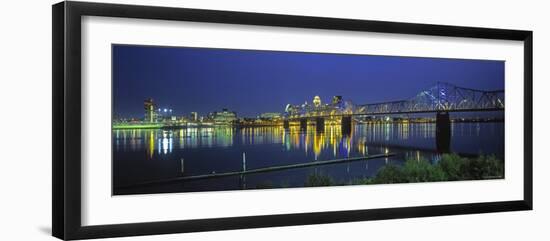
left=306, top=153, right=504, bottom=187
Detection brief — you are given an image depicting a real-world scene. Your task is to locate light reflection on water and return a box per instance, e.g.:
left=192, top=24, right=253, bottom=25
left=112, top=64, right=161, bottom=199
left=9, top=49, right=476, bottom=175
left=113, top=123, right=468, bottom=158
left=113, top=122, right=504, bottom=194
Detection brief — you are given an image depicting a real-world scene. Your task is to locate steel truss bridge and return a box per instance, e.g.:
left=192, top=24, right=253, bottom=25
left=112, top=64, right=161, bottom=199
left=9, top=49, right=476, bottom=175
left=285, top=82, right=504, bottom=119
left=355, top=82, right=504, bottom=116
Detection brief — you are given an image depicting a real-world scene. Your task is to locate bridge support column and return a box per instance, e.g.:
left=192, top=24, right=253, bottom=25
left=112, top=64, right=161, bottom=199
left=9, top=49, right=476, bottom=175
left=283, top=120, right=290, bottom=129
left=300, top=119, right=308, bottom=130
left=436, top=112, right=451, bottom=153
left=315, top=117, right=325, bottom=132
left=341, top=116, right=352, bottom=135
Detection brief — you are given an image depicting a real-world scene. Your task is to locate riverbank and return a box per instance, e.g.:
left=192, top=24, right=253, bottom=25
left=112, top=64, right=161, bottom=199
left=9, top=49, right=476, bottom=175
left=305, top=153, right=504, bottom=187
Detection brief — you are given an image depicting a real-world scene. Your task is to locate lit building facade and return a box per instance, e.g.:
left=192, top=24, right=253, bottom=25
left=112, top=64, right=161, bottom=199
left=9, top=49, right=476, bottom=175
left=144, top=98, right=157, bottom=123
left=190, top=112, right=198, bottom=122
left=260, top=112, right=282, bottom=120
left=284, top=95, right=353, bottom=118
left=332, top=96, right=343, bottom=105
left=313, top=95, right=322, bottom=107
left=209, top=108, right=238, bottom=124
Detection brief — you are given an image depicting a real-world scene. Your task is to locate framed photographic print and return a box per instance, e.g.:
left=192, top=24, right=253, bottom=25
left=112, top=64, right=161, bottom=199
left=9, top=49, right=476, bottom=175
left=52, top=1, right=533, bottom=240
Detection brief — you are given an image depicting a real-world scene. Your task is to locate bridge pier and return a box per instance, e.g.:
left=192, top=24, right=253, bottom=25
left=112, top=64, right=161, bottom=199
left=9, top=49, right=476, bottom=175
left=300, top=119, right=308, bottom=130
left=283, top=120, right=290, bottom=129
left=436, top=112, right=451, bottom=153
left=315, top=117, right=325, bottom=132
left=341, top=116, right=352, bottom=135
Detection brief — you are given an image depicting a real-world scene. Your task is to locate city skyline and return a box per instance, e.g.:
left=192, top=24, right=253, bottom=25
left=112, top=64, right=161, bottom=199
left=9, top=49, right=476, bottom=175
left=113, top=45, right=504, bottom=119
left=112, top=44, right=505, bottom=195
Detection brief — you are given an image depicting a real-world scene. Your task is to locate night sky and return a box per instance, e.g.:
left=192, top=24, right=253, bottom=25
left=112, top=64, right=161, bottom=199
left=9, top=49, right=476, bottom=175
left=113, top=45, right=504, bottom=118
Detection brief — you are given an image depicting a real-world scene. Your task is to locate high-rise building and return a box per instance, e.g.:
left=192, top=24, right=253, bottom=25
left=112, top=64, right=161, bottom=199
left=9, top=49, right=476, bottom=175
left=144, top=98, right=156, bottom=123
left=190, top=112, right=198, bottom=122
left=285, top=96, right=350, bottom=117
left=332, top=96, right=343, bottom=105
left=313, top=95, right=322, bottom=107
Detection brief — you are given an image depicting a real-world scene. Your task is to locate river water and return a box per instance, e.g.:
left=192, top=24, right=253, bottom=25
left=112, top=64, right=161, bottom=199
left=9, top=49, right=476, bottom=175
left=113, top=122, right=504, bottom=195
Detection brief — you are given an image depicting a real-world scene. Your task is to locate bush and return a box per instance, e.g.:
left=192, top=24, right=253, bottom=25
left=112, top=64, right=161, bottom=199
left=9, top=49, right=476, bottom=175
left=303, top=154, right=504, bottom=186
left=372, top=164, right=405, bottom=184
left=439, top=153, right=465, bottom=180
left=365, top=154, right=503, bottom=184
left=471, top=154, right=504, bottom=179
left=350, top=178, right=375, bottom=185
left=305, top=173, right=333, bottom=187
left=402, top=159, right=447, bottom=182
left=440, top=154, right=504, bottom=180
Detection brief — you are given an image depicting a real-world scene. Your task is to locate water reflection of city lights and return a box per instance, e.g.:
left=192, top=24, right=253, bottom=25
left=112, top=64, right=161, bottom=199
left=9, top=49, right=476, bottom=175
left=148, top=131, right=154, bottom=159
left=113, top=122, right=482, bottom=163
left=161, top=135, right=172, bottom=155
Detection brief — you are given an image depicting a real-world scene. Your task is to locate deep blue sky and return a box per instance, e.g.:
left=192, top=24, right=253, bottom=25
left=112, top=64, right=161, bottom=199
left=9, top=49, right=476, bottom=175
left=113, top=45, right=504, bottom=118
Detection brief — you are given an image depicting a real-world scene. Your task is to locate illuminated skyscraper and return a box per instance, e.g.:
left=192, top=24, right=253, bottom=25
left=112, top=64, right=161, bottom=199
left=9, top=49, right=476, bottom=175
left=332, top=96, right=343, bottom=105
left=285, top=96, right=350, bottom=116
left=313, top=95, right=322, bottom=107
left=144, top=98, right=157, bottom=123
left=190, top=112, right=198, bottom=121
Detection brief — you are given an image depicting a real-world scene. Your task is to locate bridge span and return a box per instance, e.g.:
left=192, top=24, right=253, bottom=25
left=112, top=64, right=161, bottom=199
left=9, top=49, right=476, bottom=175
left=282, top=82, right=504, bottom=153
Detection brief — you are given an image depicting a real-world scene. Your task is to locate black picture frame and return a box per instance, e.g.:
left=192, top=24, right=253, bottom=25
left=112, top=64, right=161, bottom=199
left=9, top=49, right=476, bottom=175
left=52, top=1, right=533, bottom=240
